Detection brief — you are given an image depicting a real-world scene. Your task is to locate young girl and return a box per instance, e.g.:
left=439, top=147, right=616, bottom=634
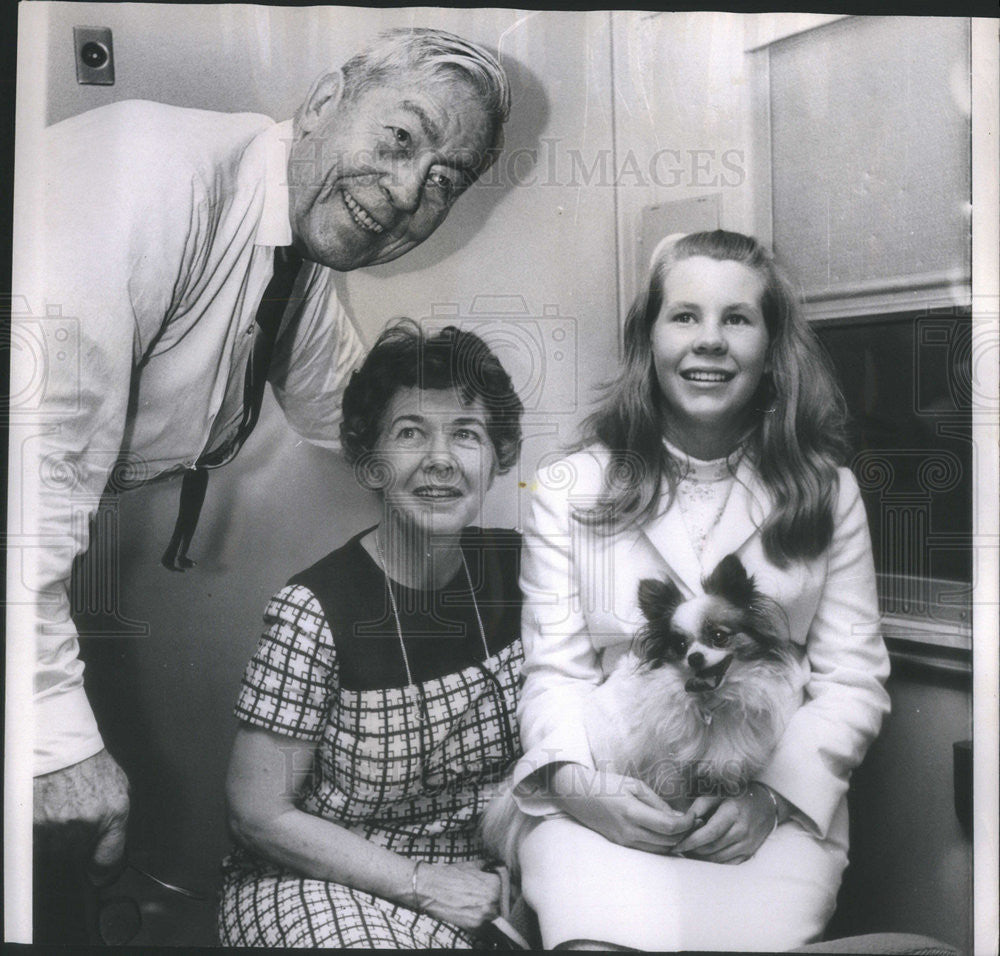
left=510, top=231, right=891, bottom=951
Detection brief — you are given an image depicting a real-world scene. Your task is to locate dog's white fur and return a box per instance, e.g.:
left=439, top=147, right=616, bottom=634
left=481, top=560, right=804, bottom=872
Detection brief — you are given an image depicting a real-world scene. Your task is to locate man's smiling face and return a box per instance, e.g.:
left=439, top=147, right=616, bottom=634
left=287, top=71, right=493, bottom=270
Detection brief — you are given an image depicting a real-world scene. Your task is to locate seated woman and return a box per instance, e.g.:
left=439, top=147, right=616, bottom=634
left=219, top=321, right=525, bottom=949
left=511, top=230, right=891, bottom=951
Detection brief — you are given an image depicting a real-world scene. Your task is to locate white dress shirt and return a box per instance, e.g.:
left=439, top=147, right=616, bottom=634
left=12, top=100, right=365, bottom=774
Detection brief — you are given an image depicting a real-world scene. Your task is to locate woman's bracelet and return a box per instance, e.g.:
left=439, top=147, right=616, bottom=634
left=752, top=782, right=780, bottom=835
left=410, top=860, right=425, bottom=911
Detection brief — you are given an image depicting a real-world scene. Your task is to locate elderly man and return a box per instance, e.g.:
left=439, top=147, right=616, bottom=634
left=19, top=26, right=509, bottom=929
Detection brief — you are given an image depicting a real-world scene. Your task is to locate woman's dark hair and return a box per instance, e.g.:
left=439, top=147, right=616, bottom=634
left=577, top=230, right=850, bottom=566
left=341, top=319, right=523, bottom=474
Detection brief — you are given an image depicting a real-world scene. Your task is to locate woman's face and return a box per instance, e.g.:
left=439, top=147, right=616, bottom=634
left=650, top=255, right=770, bottom=454
left=371, top=386, right=497, bottom=538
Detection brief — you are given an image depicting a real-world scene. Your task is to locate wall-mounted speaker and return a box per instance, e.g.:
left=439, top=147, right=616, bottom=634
left=73, top=26, right=115, bottom=86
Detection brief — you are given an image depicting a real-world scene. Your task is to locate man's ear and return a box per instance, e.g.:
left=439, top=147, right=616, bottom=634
left=297, top=70, right=345, bottom=134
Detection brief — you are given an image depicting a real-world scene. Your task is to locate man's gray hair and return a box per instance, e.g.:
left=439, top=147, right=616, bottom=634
left=340, top=28, right=511, bottom=152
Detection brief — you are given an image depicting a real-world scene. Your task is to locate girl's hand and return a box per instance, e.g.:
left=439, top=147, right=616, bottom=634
left=549, top=764, right=697, bottom=853
left=672, top=784, right=780, bottom=863
left=414, top=861, right=502, bottom=930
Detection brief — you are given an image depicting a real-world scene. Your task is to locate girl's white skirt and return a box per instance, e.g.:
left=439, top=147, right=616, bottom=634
left=519, top=801, right=849, bottom=952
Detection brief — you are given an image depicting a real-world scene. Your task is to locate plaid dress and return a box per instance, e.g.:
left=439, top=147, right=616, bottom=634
left=219, top=528, right=523, bottom=949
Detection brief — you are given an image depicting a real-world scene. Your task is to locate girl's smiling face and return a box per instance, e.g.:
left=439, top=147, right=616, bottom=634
left=650, top=256, right=770, bottom=458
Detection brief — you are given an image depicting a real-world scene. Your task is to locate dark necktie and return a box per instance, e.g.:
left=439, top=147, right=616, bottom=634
left=161, top=246, right=303, bottom=570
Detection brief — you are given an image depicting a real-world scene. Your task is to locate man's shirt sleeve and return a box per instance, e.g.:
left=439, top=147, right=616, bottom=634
left=16, top=103, right=202, bottom=774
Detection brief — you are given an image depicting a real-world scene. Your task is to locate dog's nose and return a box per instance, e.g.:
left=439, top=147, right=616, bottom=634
left=687, top=651, right=705, bottom=670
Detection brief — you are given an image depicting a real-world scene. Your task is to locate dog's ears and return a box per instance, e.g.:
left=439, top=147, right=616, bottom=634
left=704, top=553, right=790, bottom=645
left=703, top=554, right=756, bottom=609
left=637, top=577, right=684, bottom=622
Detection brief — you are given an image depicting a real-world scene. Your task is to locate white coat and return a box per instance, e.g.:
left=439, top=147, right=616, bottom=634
left=511, top=445, right=891, bottom=950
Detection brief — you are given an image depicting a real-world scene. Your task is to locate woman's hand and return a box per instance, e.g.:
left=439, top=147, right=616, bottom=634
left=414, top=861, right=502, bottom=931
left=548, top=764, right=697, bottom=853
left=672, top=783, right=782, bottom=863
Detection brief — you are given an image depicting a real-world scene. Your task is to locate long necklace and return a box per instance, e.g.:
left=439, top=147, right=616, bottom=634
left=374, top=530, right=489, bottom=687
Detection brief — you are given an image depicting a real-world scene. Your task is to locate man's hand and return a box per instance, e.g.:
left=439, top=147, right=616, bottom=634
left=33, top=748, right=130, bottom=885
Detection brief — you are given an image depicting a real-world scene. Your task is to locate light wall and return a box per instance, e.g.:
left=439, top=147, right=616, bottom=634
left=610, top=12, right=760, bottom=314
left=767, top=16, right=971, bottom=317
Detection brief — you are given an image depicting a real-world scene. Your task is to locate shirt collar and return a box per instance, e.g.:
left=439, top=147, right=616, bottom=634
left=255, top=119, right=294, bottom=248
left=661, top=435, right=746, bottom=476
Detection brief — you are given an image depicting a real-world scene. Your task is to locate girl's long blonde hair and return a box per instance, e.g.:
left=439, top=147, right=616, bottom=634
left=577, top=230, right=849, bottom=566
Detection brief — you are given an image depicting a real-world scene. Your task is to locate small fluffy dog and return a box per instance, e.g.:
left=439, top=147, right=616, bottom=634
left=482, top=554, right=804, bottom=870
